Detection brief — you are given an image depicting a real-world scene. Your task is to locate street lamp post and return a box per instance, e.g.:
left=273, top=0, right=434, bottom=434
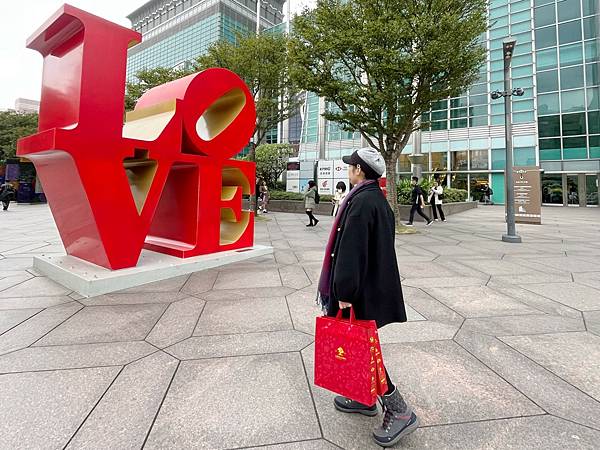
left=490, top=37, right=524, bottom=244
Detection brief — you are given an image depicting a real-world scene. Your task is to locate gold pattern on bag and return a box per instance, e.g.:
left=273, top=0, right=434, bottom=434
left=335, top=347, right=346, bottom=360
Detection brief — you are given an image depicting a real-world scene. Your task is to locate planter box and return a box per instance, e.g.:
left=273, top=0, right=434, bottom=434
left=257, top=199, right=477, bottom=218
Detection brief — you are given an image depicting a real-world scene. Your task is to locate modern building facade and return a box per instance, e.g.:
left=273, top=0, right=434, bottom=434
left=13, top=98, right=40, bottom=114
left=126, top=0, right=285, bottom=81
left=297, top=0, right=599, bottom=206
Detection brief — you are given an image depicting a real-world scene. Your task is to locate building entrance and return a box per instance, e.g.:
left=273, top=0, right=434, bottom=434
left=542, top=173, right=600, bottom=207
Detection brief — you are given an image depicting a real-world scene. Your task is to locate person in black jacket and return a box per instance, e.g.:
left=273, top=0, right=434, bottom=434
left=406, top=177, right=433, bottom=226
left=318, top=148, right=419, bottom=447
left=0, top=182, right=16, bottom=211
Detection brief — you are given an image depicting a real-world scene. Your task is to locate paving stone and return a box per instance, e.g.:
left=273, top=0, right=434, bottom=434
left=519, top=282, right=600, bottom=311
left=0, top=308, right=40, bottom=335
left=279, top=265, right=312, bottom=289
left=245, top=440, right=339, bottom=450
left=0, top=303, right=82, bottom=355
left=0, top=272, right=34, bottom=292
left=486, top=282, right=582, bottom=319
left=0, top=367, right=120, bottom=449
left=492, top=272, right=574, bottom=285
left=399, top=261, right=461, bottom=279
left=501, top=332, right=600, bottom=401
left=456, top=329, right=600, bottom=431
left=35, top=304, right=167, bottom=346
left=584, top=310, right=600, bottom=336
left=0, top=295, right=73, bottom=310
left=378, top=321, right=459, bottom=344
left=194, top=297, right=292, bottom=335
left=274, top=249, right=299, bottom=265
left=461, top=314, right=585, bottom=336
left=146, top=297, right=205, bottom=348
left=177, top=270, right=219, bottom=296
left=0, top=276, right=71, bottom=298
left=65, top=352, right=178, bottom=450
left=199, top=286, right=296, bottom=301
left=424, top=286, right=540, bottom=318
left=166, top=330, right=313, bottom=359
left=403, top=276, right=486, bottom=289
left=574, top=273, right=600, bottom=291
left=115, top=274, right=191, bottom=293
left=401, top=415, right=600, bottom=450
left=0, top=341, right=156, bottom=373
left=402, top=286, right=464, bottom=325
left=145, top=353, right=320, bottom=449
left=286, top=289, right=321, bottom=335
left=458, top=259, right=544, bottom=276
left=213, top=268, right=282, bottom=290
left=81, top=291, right=189, bottom=306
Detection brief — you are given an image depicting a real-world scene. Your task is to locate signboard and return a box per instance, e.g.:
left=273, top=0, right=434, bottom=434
left=299, top=179, right=310, bottom=193
left=333, top=160, right=348, bottom=179
left=286, top=179, right=300, bottom=193
left=318, top=178, right=333, bottom=195
left=300, top=161, right=315, bottom=178
left=286, top=161, right=300, bottom=172
left=512, top=166, right=542, bottom=224
left=318, top=160, right=333, bottom=179
left=286, top=170, right=300, bottom=180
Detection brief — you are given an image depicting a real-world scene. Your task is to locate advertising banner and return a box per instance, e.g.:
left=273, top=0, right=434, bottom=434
left=318, top=160, right=334, bottom=179
left=299, top=179, right=310, bottom=193
left=318, top=178, right=334, bottom=195
left=512, top=166, right=542, bottom=224
left=300, top=161, right=315, bottom=179
left=333, top=160, right=348, bottom=179
left=286, top=179, right=300, bottom=193
left=287, top=170, right=300, bottom=180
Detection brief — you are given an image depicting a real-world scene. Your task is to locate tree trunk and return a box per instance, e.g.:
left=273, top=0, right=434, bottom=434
left=384, top=153, right=400, bottom=226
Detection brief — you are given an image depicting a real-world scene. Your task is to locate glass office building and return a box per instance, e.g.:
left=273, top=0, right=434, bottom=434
left=126, top=0, right=285, bottom=81
left=297, top=0, right=599, bottom=206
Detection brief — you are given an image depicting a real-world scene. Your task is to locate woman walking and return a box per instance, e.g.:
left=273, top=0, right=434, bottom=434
left=318, top=148, right=418, bottom=447
left=428, top=180, right=446, bottom=222
left=331, top=181, right=347, bottom=216
left=259, top=180, right=270, bottom=213
left=304, top=180, right=319, bottom=227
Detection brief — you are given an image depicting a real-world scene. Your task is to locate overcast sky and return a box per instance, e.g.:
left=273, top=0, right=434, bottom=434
left=0, top=0, right=314, bottom=110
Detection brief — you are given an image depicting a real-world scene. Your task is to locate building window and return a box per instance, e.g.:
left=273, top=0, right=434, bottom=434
left=514, top=147, right=536, bottom=166
left=535, top=26, right=557, bottom=49
left=534, top=4, right=555, bottom=28
left=451, top=151, right=468, bottom=171
left=562, top=113, right=587, bottom=136
left=537, top=47, right=558, bottom=70
left=539, top=138, right=562, bottom=160
left=563, top=136, right=587, bottom=159
left=560, top=65, right=585, bottom=89
left=589, top=135, right=600, bottom=158
left=557, top=0, right=581, bottom=22
left=539, top=115, right=561, bottom=137
left=537, top=70, right=559, bottom=92
left=470, top=150, right=489, bottom=169
left=558, top=20, right=582, bottom=45
left=561, top=89, right=586, bottom=113
left=430, top=151, right=448, bottom=171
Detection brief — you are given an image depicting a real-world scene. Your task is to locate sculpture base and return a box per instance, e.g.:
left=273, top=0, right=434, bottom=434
left=501, top=234, right=522, bottom=243
left=33, top=246, right=273, bottom=298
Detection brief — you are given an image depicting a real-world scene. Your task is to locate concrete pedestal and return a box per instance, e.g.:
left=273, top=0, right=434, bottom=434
left=33, top=245, right=273, bottom=297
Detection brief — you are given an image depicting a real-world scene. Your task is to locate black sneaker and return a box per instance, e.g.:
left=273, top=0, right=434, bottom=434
left=426, top=220, right=433, bottom=226
left=404, top=223, right=414, bottom=227
left=314, top=219, right=320, bottom=226
left=334, top=396, right=378, bottom=417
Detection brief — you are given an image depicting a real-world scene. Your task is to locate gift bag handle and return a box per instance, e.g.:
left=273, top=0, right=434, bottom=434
left=336, top=306, right=356, bottom=323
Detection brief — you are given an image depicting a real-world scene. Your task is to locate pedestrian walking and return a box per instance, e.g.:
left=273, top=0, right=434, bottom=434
left=332, top=181, right=347, bottom=216
left=428, top=180, right=446, bottom=222
left=259, top=180, right=269, bottom=213
left=405, top=177, right=433, bottom=226
left=0, top=182, right=16, bottom=211
left=317, top=147, right=419, bottom=447
left=481, top=183, right=493, bottom=204
left=304, top=180, right=319, bottom=227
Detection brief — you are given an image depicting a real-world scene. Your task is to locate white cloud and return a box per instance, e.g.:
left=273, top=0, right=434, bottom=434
left=0, top=0, right=315, bottom=110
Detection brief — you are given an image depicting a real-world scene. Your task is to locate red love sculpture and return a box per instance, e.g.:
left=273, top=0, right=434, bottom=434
left=17, top=4, right=256, bottom=270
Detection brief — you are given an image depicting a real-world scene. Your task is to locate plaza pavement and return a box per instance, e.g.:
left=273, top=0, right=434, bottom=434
left=0, top=203, right=600, bottom=449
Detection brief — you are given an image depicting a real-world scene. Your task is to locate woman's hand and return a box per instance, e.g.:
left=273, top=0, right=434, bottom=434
left=339, top=301, right=352, bottom=309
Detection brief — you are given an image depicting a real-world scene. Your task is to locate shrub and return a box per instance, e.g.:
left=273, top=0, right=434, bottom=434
left=397, top=180, right=467, bottom=205
left=269, top=190, right=332, bottom=203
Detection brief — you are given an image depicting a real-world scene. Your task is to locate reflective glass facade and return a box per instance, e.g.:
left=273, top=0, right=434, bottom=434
left=127, top=0, right=285, bottom=81
left=297, top=0, right=600, bottom=205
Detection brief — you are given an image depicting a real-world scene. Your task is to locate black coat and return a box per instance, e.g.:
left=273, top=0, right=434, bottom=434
left=326, top=183, right=407, bottom=328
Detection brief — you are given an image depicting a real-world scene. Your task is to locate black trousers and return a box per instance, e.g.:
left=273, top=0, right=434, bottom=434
left=431, top=200, right=445, bottom=220
left=408, top=204, right=431, bottom=224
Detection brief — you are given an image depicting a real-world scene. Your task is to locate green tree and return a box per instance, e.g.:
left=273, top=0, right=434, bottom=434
left=125, top=67, right=193, bottom=111
left=195, top=32, right=302, bottom=163
left=254, top=143, right=294, bottom=188
left=289, top=0, right=487, bottom=223
left=0, top=111, right=38, bottom=162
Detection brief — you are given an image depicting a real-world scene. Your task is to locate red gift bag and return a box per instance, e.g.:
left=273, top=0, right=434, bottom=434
left=314, top=307, right=388, bottom=406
